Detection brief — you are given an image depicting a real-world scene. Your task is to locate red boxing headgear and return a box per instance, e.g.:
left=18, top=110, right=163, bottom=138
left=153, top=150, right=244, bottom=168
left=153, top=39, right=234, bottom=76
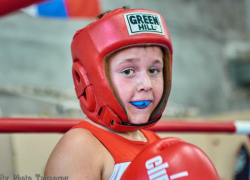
left=71, top=8, right=173, bottom=131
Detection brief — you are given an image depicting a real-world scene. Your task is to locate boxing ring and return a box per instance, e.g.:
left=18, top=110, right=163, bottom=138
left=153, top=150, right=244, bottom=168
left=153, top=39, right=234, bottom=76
left=1, top=0, right=249, bottom=135
left=0, top=117, right=250, bottom=134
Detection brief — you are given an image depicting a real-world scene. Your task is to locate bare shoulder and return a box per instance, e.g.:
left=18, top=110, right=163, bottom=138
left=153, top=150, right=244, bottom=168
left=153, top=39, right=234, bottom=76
left=45, top=128, right=105, bottom=180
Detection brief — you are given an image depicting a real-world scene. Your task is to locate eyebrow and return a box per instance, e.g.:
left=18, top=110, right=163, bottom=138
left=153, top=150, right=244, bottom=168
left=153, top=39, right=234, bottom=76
left=117, top=58, right=140, bottom=65
left=152, top=59, right=164, bottom=65
left=118, top=58, right=163, bottom=65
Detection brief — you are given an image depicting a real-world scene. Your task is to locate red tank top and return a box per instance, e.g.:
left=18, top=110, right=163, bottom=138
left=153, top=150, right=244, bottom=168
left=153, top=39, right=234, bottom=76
left=72, top=121, right=160, bottom=164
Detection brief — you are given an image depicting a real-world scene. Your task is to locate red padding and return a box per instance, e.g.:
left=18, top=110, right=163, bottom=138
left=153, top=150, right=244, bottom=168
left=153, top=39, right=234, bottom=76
left=0, top=0, right=44, bottom=17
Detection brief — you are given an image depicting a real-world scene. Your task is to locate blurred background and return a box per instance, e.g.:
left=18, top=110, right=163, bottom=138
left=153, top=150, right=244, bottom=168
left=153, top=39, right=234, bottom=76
left=0, top=0, right=250, bottom=179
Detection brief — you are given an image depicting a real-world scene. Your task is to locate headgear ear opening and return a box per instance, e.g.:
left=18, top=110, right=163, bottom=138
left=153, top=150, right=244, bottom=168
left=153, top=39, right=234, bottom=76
left=72, top=61, right=96, bottom=112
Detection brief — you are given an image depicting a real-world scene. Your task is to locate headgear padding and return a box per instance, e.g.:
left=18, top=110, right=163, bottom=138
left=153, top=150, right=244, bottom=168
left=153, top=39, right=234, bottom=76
left=71, top=8, right=173, bottom=131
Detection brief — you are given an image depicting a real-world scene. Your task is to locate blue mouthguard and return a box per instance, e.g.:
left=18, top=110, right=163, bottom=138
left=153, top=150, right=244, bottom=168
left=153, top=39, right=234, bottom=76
left=130, top=100, right=151, bottom=109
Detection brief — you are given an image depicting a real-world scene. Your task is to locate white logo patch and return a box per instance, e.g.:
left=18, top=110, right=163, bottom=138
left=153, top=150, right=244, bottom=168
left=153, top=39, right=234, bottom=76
left=145, top=155, right=189, bottom=180
left=124, top=12, right=165, bottom=35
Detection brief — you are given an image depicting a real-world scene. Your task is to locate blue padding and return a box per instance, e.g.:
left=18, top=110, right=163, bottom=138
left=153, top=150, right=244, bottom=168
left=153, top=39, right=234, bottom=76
left=37, top=0, right=67, bottom=18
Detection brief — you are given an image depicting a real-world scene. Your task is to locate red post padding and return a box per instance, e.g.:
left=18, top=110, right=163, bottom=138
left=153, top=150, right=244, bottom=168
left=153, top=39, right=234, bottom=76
left=0, top=0, right=44, bottom=17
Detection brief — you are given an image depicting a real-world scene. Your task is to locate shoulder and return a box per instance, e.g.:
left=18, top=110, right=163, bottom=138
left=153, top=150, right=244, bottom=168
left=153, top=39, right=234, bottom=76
left=45, top=128, right=105, bottom=179
left=57, top=127, right=102, bottom=151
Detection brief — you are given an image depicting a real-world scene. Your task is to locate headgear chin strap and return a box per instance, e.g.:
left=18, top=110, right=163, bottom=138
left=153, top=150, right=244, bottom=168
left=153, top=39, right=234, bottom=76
left=71, top=8, right=173, bottom=131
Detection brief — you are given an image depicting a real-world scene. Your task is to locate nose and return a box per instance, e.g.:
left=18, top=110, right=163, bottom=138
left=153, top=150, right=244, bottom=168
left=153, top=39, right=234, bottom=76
left=136, top=73, right=152, bottom=92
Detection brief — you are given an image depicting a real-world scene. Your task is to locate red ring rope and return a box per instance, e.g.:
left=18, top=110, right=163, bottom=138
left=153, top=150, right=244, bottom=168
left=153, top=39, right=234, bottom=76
left=0, top=118, right=240, bottom=133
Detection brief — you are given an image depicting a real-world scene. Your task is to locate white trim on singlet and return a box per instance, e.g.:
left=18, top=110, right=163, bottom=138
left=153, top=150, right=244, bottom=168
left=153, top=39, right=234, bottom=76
left=109, top=162, right=131, bottom=180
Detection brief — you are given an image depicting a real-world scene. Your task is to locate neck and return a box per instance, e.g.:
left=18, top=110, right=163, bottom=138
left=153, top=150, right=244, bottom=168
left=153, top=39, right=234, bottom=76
left=84, top=118, right=147, bottom=142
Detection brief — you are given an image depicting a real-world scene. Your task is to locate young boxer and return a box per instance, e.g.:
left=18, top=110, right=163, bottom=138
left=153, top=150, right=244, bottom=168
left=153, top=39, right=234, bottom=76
left=45, top=7, right=219, bottom=180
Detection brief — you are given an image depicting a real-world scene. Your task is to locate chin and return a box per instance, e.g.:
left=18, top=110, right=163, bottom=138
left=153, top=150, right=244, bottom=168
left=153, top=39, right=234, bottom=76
left=128, top=115, right=150, bottom=124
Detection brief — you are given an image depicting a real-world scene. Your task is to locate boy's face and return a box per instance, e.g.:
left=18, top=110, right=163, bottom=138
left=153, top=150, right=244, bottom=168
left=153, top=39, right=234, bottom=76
left=108, top=46, right=164, bottom=125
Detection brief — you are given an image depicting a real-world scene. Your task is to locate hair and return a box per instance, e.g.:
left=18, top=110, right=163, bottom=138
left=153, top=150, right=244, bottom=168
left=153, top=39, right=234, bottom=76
left=96, top=6, right=130, bottom=19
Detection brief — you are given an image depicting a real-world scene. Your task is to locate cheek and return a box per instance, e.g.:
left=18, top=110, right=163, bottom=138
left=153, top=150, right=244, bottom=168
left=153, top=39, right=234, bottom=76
left=152, top=78, right=164, bottom=102
left=111, top=76, right=135, bottom=103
